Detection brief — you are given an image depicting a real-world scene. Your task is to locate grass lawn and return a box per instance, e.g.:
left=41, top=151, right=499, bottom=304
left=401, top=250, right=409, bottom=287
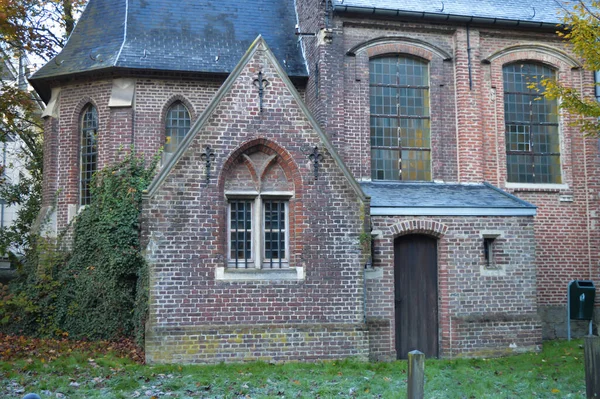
left=0, top=337, right=587, bottom=398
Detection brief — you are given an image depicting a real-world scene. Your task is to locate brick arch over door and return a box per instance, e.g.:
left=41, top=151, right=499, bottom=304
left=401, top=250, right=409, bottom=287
left=388, top=219, right=448, bottom=239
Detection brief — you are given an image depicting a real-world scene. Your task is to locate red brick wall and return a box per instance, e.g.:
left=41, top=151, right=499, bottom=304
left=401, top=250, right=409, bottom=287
left=367, top=215, right=540, bottom=359
left=325, top=17, right=600, bottom=340
left=142, top=46, right=369, bottom=363
left=40, top=12, right=600, bottom=360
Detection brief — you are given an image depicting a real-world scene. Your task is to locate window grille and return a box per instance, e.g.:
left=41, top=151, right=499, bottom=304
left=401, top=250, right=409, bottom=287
left=229, top=200, right=253, bottom=268
left=263, top=200, right=286, bottom=268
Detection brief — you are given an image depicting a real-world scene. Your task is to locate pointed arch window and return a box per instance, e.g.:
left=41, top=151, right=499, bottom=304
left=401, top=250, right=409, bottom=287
left=80, top=104, right=98, bottom=206
left=165, top=101, right=191, bottom=154
left=503, top=63, right=561, bottom=183
left=370, top=56, right=431, bottom=181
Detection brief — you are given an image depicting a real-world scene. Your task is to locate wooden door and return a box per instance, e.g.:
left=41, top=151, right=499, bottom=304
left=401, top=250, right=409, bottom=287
left=394, top=234, right=438, bottom=359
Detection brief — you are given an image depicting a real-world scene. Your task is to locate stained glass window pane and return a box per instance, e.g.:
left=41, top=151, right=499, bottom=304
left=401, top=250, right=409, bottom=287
left=503, top=63, right=561, bottom=183
left=370, top=56, right=431, bottom=181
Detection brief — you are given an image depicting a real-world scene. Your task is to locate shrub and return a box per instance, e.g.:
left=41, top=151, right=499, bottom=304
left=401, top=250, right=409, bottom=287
left=0, top=150, right=158, bottom=345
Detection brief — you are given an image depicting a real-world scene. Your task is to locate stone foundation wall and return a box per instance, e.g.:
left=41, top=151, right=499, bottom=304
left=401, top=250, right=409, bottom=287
left=146, top=323, right=368, bottom=364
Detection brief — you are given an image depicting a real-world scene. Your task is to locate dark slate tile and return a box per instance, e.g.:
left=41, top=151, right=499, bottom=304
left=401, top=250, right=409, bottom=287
left=31, top=0, right=307, bottom=83
left=360, top=181, right=535, bottom=209
left=334, top=0, right=568, bottom=24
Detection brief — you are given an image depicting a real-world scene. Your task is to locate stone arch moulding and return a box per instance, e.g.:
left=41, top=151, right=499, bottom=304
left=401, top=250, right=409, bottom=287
left=482, top=43, right=582, bottom=69
left=217, top=137, right=303, bottom=194
left=71, top=96, right=99, bottom=128
left=389, top=219, right=448, bottom=239
left=160, top=94, right=197, bottom=123
left=347, top=36, right=453, bottom=61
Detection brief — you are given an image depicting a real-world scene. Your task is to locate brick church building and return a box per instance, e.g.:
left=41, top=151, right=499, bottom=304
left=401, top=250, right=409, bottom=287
left=29, top=0, right=600, bottom=362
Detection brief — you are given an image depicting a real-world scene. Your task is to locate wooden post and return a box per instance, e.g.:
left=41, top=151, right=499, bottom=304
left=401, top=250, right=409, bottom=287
left=407, top=350, right=425, bottom=399
left=585, top=336, right=600, bottom=399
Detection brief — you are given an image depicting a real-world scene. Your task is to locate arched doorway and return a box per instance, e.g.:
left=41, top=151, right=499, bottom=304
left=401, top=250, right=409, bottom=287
left=394, top=234, right=439, bottom=358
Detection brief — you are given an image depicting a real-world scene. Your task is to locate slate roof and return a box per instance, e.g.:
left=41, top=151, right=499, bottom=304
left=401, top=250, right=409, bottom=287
left=361, top=181, right=536, bottom=216
left=30, top=0, right=307, bottom=100
left=333, top=0, right=569, bottom=25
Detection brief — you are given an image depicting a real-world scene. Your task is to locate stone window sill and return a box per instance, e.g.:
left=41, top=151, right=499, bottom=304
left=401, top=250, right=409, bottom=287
left=364, top=267, right=383, bottom=280
left=215, top=266, right=305, bottom=281
left=505, top=182, right=569, bottom=193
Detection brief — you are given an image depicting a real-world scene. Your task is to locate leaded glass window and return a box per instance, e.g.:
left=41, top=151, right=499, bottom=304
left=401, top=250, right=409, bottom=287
left=80, top=104, right=98, bottom=206
left=370, top=56, right=431, bottom=181
left=504, top=63, right=561, bottom=184
left=165, top=102, right=191, bottom=153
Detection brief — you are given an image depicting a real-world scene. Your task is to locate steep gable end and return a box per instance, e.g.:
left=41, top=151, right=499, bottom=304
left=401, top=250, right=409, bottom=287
left=144, top=35, right=366, bottom=203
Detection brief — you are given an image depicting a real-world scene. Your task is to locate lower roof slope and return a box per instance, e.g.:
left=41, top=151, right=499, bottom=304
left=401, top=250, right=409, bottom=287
left=361, top=181, right=536, bottom=216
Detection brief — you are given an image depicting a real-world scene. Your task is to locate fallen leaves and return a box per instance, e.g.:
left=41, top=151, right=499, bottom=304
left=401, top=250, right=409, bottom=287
left=0, top=333, right=145, bottom=363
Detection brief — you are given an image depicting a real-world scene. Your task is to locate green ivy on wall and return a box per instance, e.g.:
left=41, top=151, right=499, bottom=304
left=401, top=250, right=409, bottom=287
left=0, top=150, right=158, bottom=346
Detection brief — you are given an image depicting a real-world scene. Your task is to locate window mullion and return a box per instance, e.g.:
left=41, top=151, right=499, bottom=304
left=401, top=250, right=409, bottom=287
left=278, top=201, right=283, bottom=269
left=255, top=197, right=261, bottom=269
left=528, top=97, right=536, bottom=181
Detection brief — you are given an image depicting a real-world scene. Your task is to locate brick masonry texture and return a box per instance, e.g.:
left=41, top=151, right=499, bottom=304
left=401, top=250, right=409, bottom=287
left=141, top=46, right=369, bottom=362
left=367, top=215, right=540, bottom=359
left=39, top=5, right=600, bottom=362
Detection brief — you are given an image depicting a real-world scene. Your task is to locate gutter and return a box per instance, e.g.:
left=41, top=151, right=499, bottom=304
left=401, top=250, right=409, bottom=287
left=370, top=207, right=537, bottom=217
left=333, top=5, right=562, bottom=30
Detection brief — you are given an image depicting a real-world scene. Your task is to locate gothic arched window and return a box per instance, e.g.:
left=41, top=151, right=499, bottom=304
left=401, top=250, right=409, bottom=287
left=165, top=101, right=191, bottom=154
left=80, top=104, right=98, bottom=206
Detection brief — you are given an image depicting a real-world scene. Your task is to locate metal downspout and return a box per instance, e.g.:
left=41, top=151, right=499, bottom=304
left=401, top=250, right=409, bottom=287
left=466, top=24, right=473, bottom=91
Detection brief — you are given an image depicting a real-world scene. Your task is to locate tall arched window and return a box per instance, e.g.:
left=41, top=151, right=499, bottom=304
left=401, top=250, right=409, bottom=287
left=370, top=56, right=431, bottom=181
left=80, top=104, right=98, bottom=206
left=165, top=101, right=191, bottom=154
left=504, top=63, right=561, bottom=184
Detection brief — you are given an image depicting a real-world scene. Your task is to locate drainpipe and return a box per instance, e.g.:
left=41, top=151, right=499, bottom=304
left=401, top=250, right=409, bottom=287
left=466, top=24, right=473, bottom=91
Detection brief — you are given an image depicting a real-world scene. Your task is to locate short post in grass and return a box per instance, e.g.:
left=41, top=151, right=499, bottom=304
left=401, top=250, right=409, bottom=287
left=585, top=335, right=600, bottom=399
left=407, top=350, right=425, bottom=399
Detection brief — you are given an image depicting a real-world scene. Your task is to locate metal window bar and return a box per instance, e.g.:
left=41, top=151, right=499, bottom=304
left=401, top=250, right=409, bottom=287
left=80, top=105, right=98, bottom=206
left=264, top=200, right=285, bottom=269
left=230, top=201, right=251, bottom=268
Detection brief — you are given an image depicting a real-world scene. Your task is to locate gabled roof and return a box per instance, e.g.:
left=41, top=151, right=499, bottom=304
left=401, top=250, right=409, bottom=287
left=30, top=0, right=307, bottom=101
left=144, top=36, right=366, bottom=203
left=334, top=0, right=568, bottom=26
left=361, top=181, right=536, bottom=216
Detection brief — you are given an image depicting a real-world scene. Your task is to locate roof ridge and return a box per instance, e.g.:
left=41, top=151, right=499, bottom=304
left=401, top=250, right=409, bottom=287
left=114, top=0, right=129, bottom=66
